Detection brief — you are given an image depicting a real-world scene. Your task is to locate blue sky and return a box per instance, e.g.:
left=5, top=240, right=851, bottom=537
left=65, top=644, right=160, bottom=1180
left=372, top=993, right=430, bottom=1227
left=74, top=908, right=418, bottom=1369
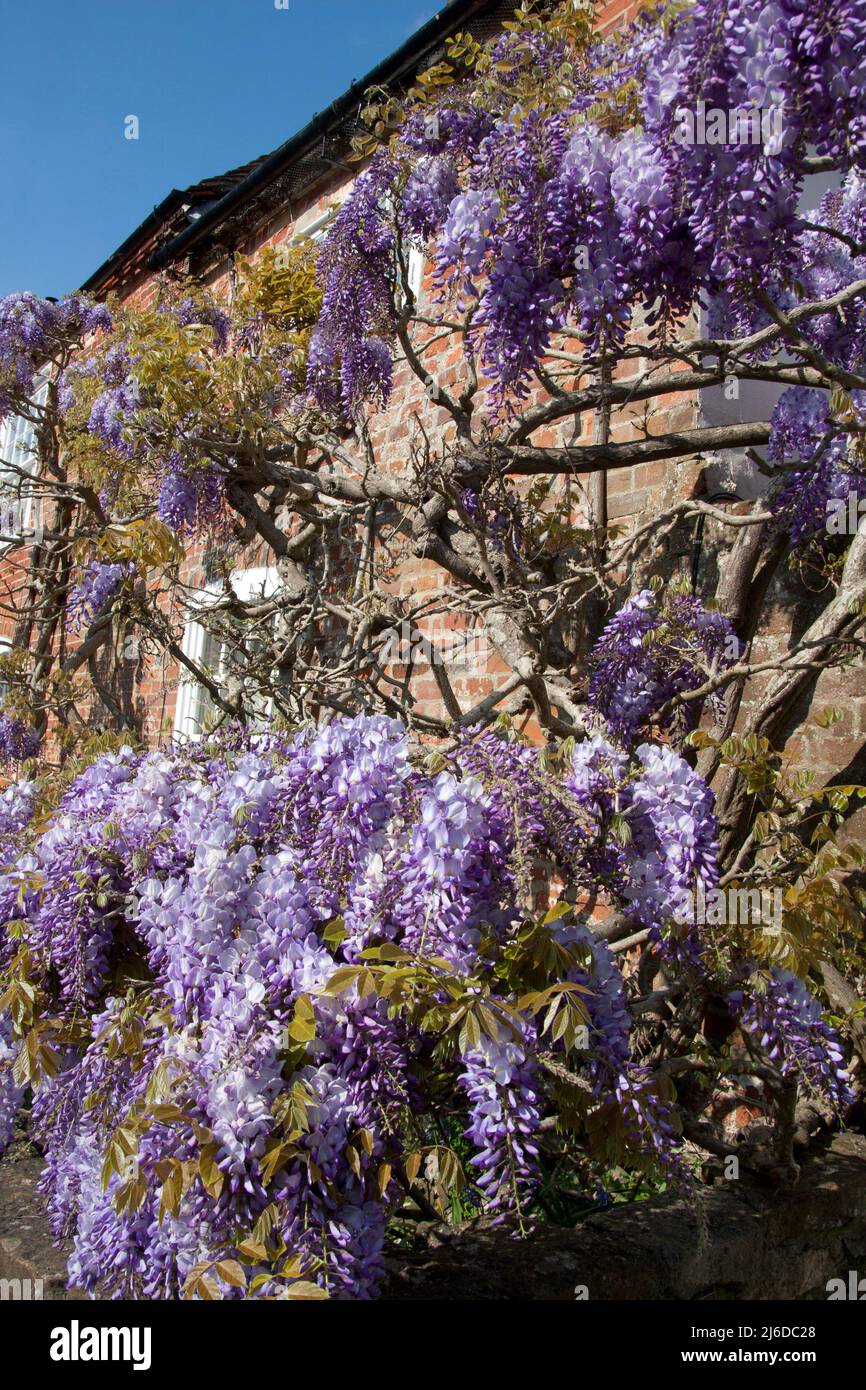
left=0, top=0, right=442, bottom=298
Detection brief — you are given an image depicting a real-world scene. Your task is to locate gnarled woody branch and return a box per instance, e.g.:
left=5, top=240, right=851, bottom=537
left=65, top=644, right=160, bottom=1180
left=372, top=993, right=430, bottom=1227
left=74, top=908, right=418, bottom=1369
left=462, top=422, right=772, bottom=478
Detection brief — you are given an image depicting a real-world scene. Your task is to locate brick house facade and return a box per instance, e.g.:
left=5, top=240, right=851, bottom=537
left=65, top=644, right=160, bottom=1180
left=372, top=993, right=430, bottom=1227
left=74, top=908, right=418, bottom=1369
left=3, top=0, right=863, bottom=790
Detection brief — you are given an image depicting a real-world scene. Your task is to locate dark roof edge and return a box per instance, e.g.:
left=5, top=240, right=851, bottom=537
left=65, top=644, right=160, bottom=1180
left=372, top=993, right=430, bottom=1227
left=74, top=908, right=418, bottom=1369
left=79, top=0, right=489, bottom=294
left=80, top=190, right=187, bottom=293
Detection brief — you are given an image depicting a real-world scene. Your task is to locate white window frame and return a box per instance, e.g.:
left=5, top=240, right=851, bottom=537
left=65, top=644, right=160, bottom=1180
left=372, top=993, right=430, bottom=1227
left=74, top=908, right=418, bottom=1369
left=272, top=207, right=337, bottom=272
left=406, top=245, right=425, bottom=302
left=293, top=209, right=334, bottom=243
left=0, top=377, right=48, bottom=539
left=174, top=566, right=281, bottom=741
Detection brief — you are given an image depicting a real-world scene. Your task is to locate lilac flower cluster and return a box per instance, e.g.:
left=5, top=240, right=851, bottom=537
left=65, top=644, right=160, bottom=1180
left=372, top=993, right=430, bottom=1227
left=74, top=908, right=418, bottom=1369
left=0, top=731, right=477, bottom=1272
left=0, top=715, right=41, bottom=764
left=157, top=461, right=223, bottom=534
left=587, top=589, right=739, bottom=744
left=550, top=920, right=687, bottom=1183
left=0, top=714, right=851, bottom=1298
left=438, top=187, right=502, bottom=282
left=400, top=155, right=460, bottom=242
left=626, top=742, right=719, bottom=941
left=567, top=734, right=719, bottom=948
left=458, top=725, right=575, bottom=870
left=459, top=1020, right=541, bottom=1218
left=308, top=2, right=866, bottom=425
left=728, top=966, right=854, bottom=1112
left=0, top=1012, right=25, bottom=1153
left=768, top=260, right=866, bottom=547
left=307, top=153, right=400, bottom=415
left=87, top=382, right=140, bottom=457
left=488, top=28, right=569, bottom=84
left=400, top=106, right=495, bottom=161
left=174, top=298, right=231, bottom=354
left=758, top=168, right=866, bottom=544
left=0, top=722, right=420, bottom=1294
left=0, top=292, right=111, bottom=417
left=769, top=391, right=859, bottom=546
left=73, top=299, right=233, bottom=498
left=67, top=561, right=132, bottom=633
left=461, top=484, right=522, bottom=556
left=0, top=778, right=36, bottom=836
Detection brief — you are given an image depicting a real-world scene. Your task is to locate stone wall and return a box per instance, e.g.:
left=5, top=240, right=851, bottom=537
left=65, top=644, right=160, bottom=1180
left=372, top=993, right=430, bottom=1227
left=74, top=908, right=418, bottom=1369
left=380, top=1133, right=866, bottom=1300
left=3, top=1133, right=864, bottom=1301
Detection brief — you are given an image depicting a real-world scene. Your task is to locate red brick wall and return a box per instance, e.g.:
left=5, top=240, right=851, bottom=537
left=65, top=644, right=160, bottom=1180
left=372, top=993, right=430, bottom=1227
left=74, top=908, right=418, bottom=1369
left=6, top=0, right=865, bottom=790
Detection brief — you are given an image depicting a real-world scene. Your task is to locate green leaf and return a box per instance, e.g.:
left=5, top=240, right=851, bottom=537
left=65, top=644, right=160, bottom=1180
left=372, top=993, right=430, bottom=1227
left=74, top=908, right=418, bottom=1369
left=236, top=1238, right=268, bottom=1263
left=199, top=1143, right=225, bottom=1201
left=287, top=994, right=316, bottom=1043
left=215, top=1259, right=247, bottom=1289
left=284, top=1281, right=329, bottom=1300
left=322, top=916, right=346, bottom=947
left=377, top=1162, right=392, bottom=1198
left=543, top=902, right=571, bottom=924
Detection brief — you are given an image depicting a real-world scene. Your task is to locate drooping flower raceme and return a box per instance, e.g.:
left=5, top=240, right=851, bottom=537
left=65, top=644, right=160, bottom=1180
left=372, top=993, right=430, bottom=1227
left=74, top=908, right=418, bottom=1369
left=728, top=966, right=855, bottom=1112
left=768, top=386, right=866, bottom=545
left=0, top=292, right=110, bottom=418
left=303, top=0, right=866, bottom=468
left=0, top=779, right=36, bottom=835
left=0, top=707, right=851, bottom=1297
left=0, top=716, right=41, bottom=765
left=625, top=742, right=719, bottom=940
left=567, top=733, right=720, bottom=952
left=400, top=155, right=460, bottom=242
left=67, top=561, right=133, bottom=633
left=587, top=588, right=739, bottom=745
left=0, top=1013, right=25, bottom=1153
left=459, top=1019, right=541, bottom=1219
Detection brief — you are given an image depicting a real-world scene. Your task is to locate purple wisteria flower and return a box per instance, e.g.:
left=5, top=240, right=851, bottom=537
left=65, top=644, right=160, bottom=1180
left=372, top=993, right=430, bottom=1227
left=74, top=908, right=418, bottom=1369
left=460, top=1020, right=541, bottom=1219
left=67, top=561, right=132, bottom=633
left=400, top=155, right=460, bottom=241
left=0, top=715, right=41, bottom=764
left=769, top=387, right=866, bottom=545
left=0, top=713, right=851, bottom=1298
left=0, top=293, right=111, bottom=416
left=587, top=589, right=739, bottom=744
left=0, top=1012, right=26, bottom=1155
left=0, top=778, right=37, bottom=835
left=307, top=152, right=400, bottom=415
left=157, top=460, right=223, bottom=533
left=728, top=966, right=854, bottom=1112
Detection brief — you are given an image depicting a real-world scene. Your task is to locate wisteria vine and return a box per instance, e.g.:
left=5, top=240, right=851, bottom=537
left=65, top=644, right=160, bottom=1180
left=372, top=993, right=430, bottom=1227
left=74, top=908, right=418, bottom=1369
left=0, top=695, right=853, bottom=1298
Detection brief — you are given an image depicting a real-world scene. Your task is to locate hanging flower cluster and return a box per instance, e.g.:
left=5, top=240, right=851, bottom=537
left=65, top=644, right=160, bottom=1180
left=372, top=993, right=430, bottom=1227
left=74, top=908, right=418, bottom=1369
left=0, top=778, right=36, bottom=835
left=0, top=715, right=41, bottom=765
left=586, top=587, right=739, bottom=745
left=307, top=154, right=400, bottom=415
left=0, top=699, right=852, bottom=1298
left=567, top=734, right=719, bottom=952
left=304, top=0, right=866, bottom=549
left=728, top=967, right=855, bottom=1111
left=0, top=292, right=110, bottom=418
left=66, top=560, right=134, bottom=633
left=156, top=461, right=224, bottom=534
left=768, top=387, right=866, bottom=545
left=0, top=265, right=317, bottom=543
